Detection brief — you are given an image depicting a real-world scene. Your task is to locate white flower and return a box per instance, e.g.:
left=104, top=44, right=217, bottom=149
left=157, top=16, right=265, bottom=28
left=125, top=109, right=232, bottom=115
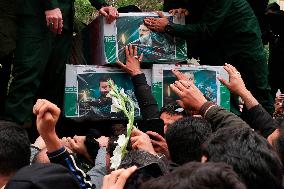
left=115, top=134, right=127, bottom=147
left=110, top=145, right=122, bottom=170
left=120, top=88, right=127, bottom=98
left=106, top=90, right=116, bottom=98
left=111, top=97, right=123, bottom=112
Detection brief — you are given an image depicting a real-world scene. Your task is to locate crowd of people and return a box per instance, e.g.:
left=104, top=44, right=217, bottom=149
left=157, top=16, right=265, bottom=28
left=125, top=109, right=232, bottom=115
left=1, top=0, right=284, bottom=188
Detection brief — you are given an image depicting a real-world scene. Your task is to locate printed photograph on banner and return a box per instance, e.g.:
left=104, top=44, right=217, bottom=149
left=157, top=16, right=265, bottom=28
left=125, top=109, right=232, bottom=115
left=77, top=73, right=140, bottom=119
left=116, top=15, right=186, bottom=63
left=162, top=69, right=218, bottom=106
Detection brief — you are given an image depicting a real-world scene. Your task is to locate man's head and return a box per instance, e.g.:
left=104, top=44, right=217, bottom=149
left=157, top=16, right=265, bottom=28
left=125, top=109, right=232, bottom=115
left=165, top=117, right=212, bottom=165
left=159, top=102, right=188, bottom=133
left=138, top=24, right=152, bottom=45
left=202, top=125, right=283, bottom=189
left=99, top=76, right=112, bottom=97
left=140, top=162, right=246, bottom=189
left=268, top=120, right=284, bottom=166
left=5, top=163, right=81, bottom=189
left=0, top=121, right=30, bottom=186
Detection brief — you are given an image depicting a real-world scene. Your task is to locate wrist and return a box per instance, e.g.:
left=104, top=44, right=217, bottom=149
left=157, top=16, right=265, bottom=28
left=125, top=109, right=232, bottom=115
left=164, top=21, right=174, bottom=34
left=238, top=89, right=251, bottom=98
left=130, top=70, right=142, bottom=77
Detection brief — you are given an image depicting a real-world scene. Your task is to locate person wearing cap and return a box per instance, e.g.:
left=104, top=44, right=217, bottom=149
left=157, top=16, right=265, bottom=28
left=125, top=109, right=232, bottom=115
left=4, top=0, right=119, bottom=126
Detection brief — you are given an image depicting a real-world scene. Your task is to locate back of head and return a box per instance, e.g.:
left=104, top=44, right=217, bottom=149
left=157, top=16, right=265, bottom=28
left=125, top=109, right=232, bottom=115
left=159, top=102, right=187, bottom=117
left=141, top=162, right=246, bottom=189
left=165, top=117, right=212, bottom=164
left=202, top=125, right=283, bottom=189
left=5, top=163, right=81, bottom=189
left=0, top=121, right=30, bottom=176
left=272, top=122, right=284, bottom=166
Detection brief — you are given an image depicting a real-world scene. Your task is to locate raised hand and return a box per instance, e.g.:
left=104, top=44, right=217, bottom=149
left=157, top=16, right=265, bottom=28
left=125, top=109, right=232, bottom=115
left=146, top=131, right=170, bottom=159
left=33, top=99, right=61, bottom=152
left=130, top=128, right=157, bottom=155
left=218, top=63, right=246, bottom=96
left=102, top=166, right=137, bottom=189
left=170, top=80, right=207, bottom=111
left=117, top=45, right=143, bottom=77
left=33, top=99, right=60, bottom=138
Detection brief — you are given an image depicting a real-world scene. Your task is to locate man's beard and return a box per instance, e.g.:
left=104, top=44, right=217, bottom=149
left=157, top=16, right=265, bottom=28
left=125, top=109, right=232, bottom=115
left=139, top=34, right=152, bottom=46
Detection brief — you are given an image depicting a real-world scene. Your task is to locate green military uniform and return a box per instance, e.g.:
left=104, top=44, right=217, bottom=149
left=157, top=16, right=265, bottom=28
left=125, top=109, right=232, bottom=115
left=165, top=0, right=274, bottom=115
left=0, top=0, right=16, bottom=115
left=4, top=0, right=108, bottom=125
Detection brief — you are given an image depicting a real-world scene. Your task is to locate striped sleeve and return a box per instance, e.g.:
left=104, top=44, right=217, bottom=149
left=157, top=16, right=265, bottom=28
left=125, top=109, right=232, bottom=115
left=47, top=147, right=94, bottom=189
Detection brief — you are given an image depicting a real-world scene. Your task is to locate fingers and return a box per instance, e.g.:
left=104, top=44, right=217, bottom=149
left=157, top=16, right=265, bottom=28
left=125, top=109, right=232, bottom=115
left=99, top=8, right=108, bottom=17
left=134, top=46, right=138, bottom=57
left=218, top=77, right=229, bottom=87
left=174, top=80, right=188, bottom=91
left=146, top=131, right=164, bottom=141
left=125, top=45, right=130, bottom=58
left=68, top=138, right=78, bottom=150
left=129, top=44, right=134, bottom=56
left=172, top=69, right=186, bottom=80
left=109, top=169, right=125, bottom=184
left=116, top=60, right=126, bottom=68
left=53, top=17, right=59, bottom=33
left=58, top=19, right=63, bottom=34
left=170, top=83, right=183, bottom=97
left=223, top=63, right=236, bottom=76
left=139, top=53, right=143, bottom=62
left=131, top=128, right=143, bottom=137
left=103, top=166, right=137, bottom=188
left=115, top=166, right=137, bottom=186
left=176, top=100, right=186, bottom=109
left=33, top=99, right=60, bottom=118
left=156, top=11, right=165, bottom=18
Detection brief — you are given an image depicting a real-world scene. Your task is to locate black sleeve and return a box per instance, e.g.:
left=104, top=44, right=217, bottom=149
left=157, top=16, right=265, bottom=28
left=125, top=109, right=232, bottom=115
left=165, top=0, right=233, bottom=40
left=132, top=73, right=160, bottom=120
left=47, top=147, right=93, bottom=189
left=245, top=104, right=277, bottom=138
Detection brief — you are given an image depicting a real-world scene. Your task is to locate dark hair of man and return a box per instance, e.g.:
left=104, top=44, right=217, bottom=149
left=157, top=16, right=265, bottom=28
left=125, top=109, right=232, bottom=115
left=99, top=75, right=111, bottom=83
left=202, top=125, right=283, bottom=189
left=140, top=162, right=247, bottom=189
left=0, top=121, right=31, bottom=176
left=165, top=117, right=212, bottom=165
left=272, top=123, right=284, bottom=166
left=159, top=102, right=188, bottom=117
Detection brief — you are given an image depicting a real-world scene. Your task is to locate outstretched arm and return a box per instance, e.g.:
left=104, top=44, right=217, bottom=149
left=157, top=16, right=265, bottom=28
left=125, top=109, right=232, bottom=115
left=33, top=99, right=93, bottom=189
left=117, top=45, right=160, bottom=120
left=218, top=64, right=277, bottom=137
left=170, top=70, right=249, bottom=131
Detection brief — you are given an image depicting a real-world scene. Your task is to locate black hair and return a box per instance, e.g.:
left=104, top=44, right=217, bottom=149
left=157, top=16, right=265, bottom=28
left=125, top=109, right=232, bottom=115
left=165, top=117, right=212, bottom=164
left=99, top=75, right=111, bottom=83
left=140, top=162, right=247, bottom=189
left=0, top=121, right=31, bottom=176
left=159, top=102, right=188, bottom=117
left=272, top=121, right=284, bottom=166
left=202, top=125, right=283, bottom=189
